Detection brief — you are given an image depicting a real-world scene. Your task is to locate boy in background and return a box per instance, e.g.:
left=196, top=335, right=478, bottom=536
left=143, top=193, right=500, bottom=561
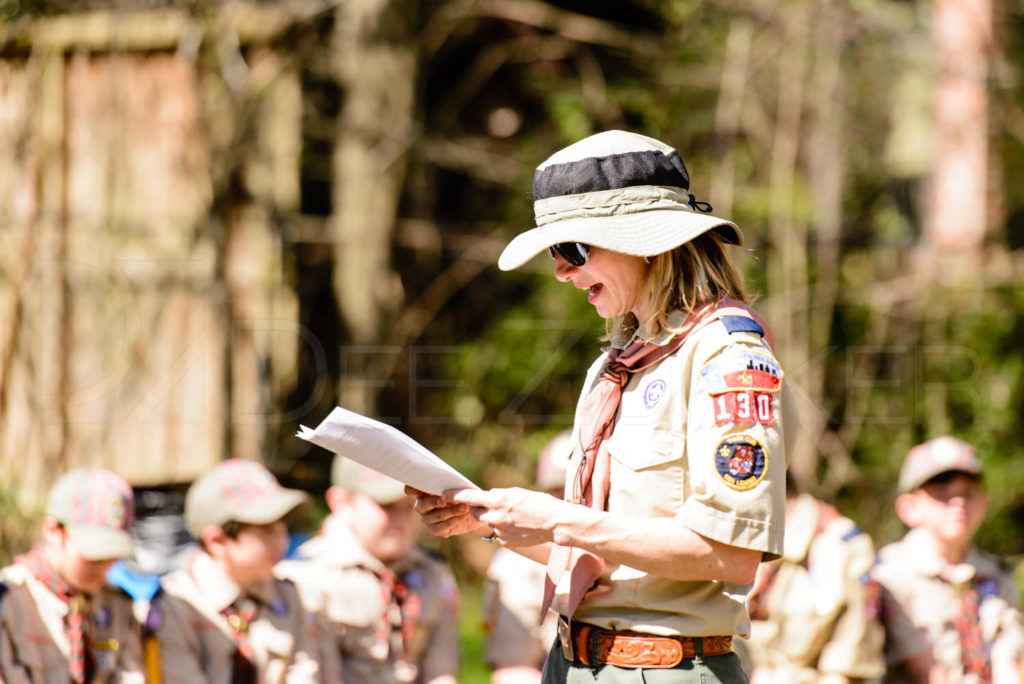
left=277, top=457, right=459, bottom=684
left=482, top=431, right=570, bottom=684
left=0, top=467, right=144, bottom=683
left=874, top=436, right=1024, bottom=684
left=738, top=473, right=885, bottom=684
left=153, top=458, right=338, bottom=683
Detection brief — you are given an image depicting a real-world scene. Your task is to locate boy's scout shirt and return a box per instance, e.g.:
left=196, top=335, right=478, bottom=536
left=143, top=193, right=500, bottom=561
left=554, top=310, right=795, bottom=638
left=875, top=527, right=1024, bottom=684
left=153, top=550, right=333, bottom=684
left=740, top=494, right=885, bottom=683
left=276, top=520, right=460, bottom=684
left=483, top=547, right=557, bottom=670
left=0, top=563, right=145, bottom=684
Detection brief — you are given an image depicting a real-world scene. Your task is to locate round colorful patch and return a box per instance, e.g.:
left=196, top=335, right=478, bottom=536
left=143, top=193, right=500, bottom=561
left=713, top=435, right=768, bottom=491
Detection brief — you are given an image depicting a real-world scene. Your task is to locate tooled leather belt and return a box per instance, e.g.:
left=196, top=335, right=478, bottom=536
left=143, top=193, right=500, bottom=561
left=558, top=617, right=733, bottom=669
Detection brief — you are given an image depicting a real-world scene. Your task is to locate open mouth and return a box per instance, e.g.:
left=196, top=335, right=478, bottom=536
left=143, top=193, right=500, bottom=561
left=587, top=284, right=602, bottom=302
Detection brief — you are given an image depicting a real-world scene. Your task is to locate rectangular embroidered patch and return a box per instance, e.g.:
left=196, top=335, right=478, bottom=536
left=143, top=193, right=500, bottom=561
left=701, top=352, right=783, bottom=395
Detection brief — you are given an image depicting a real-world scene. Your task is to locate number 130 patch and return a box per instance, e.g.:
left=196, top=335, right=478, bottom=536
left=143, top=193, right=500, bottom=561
left=701, top=351, right=783, bottom=426
left=712, top=391, right=775, bottom=426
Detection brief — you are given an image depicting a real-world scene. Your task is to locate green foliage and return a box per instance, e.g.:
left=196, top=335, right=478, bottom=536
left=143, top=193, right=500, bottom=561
left=457, top=583, right=491, bottom=684
left=0, top=480, right=42, bottom=566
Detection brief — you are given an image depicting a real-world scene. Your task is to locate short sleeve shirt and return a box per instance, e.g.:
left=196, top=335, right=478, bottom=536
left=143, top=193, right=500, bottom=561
left=553, top=311, right=794, bottom=638
left=154, top=550, right=332, bottom=684
left=483, top=547, right=558, bottom=669
left=740, top=494, right=885, bottom=681
left=276, top=519, right=460, bottom=684
left=0, top=563, right=145, bottom=684
left=874, top=528, right=1024, bottom=684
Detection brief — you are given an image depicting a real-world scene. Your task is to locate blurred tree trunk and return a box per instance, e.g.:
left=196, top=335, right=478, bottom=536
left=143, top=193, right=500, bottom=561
left=924, top=0, right=992, bottom=253
left=332, top=0, right=418, bottom=416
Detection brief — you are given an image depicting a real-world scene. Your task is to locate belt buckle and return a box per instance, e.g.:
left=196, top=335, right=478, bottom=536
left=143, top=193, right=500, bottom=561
left=557, top=617, right=574, bottom=662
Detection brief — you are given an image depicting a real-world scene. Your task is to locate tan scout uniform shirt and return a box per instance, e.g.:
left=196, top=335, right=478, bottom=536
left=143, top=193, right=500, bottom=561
left=483, top=547, right=558, bottom=669
left=739, top=494, right=885, bottom=683
left=277, top=520, right=460, bottom=684
left=554, top=312, right=794, bottom=638
left=875, top=528, right=1024, bottom=684
left=0, top=564, right=144, bottom=684
left=154, top=550, right=335, bottom=684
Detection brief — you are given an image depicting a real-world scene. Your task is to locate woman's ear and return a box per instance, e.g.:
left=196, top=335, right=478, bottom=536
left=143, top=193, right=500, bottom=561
left=894, top=492, right=921, bottom=528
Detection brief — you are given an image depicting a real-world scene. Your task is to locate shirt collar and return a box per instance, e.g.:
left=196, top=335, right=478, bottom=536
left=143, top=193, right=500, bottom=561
left=307, top=513, right=387, bottom=574
left=901, top=528, right=978, bottom=584
left=189, top=550, right=278, bottom=610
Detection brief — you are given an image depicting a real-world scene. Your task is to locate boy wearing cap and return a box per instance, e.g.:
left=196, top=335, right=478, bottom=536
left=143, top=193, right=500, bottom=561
left=874, top=436, right=1024, bottom=684
left=277, top=457, right=459, bottom=684
left=152, top=458, right=338, bottom=683
left=0, top=467, right=145, bottom=683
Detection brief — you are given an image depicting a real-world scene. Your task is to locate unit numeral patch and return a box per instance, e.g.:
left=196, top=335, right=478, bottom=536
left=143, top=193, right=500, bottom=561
left=712, top=391, right=775, bottom=426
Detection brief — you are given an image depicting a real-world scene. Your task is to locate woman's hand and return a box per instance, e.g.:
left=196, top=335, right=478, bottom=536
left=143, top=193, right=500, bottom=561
left=406, top=486, right=491, bottom=538
left=452, top=487, right=568, bottom=547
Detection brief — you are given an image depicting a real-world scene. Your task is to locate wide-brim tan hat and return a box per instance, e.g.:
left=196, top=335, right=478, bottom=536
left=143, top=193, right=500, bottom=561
left=498, top=130, right=742, bottom=271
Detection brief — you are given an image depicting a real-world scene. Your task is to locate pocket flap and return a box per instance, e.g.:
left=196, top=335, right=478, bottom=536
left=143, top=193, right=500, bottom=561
left=607, top=427, right=683, bottom=471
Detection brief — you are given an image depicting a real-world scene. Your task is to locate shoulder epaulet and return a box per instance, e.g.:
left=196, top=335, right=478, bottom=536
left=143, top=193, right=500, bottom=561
left=720, top=315, right=765, bottom=338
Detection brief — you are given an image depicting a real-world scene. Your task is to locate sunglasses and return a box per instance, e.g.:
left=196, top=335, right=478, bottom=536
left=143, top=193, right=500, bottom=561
left=547, top=242, right=590, bottom=266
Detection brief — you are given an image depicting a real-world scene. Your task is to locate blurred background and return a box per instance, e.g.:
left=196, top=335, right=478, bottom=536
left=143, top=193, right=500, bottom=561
left=1, top=0, right=1023, bottom=679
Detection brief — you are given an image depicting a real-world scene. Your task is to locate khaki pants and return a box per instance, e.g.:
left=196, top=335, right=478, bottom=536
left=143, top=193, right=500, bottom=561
left=540, top=639, right=749, bottom=684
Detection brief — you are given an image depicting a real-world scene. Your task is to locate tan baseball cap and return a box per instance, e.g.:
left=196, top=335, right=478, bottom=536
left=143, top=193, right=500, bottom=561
left=331, top=457, right=407, bottom=505
left=185, top=459, right=310, bottom=538
left=898, top=436, right=982, bottom=493
left=46, top=468, right=135, bottom=561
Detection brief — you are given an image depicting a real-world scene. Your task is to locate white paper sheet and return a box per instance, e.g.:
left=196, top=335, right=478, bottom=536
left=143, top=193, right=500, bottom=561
left=296, top=406, right=478, bottom=496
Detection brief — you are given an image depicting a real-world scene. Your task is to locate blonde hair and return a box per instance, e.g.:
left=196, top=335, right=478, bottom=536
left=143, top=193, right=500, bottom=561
left=608, top=231, right=749, bottom=338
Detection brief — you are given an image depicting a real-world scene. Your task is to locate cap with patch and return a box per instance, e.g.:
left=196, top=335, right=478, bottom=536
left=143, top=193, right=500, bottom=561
left=185, top=459, right=310, bottom=539
left=898, top=436, right=982, bottom=493
left=498, top=130, right=742, bottom=271
left=46, top=468, right=135, bottom=561
left=331, top=457, right=407, bottom=505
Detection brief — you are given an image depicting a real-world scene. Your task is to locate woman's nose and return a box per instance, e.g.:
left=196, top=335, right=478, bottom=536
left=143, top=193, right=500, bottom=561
left=552, top=254, right=576, bottom=282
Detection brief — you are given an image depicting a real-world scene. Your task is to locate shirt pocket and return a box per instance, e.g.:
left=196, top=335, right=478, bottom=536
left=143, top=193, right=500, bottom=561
left=605, top=426, right=685, bottom=517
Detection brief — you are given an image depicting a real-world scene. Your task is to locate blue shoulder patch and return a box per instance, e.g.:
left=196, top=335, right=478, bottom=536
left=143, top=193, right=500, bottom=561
left=841, top=525, right=865, bottom=542
left=720, top=315, right=764, bottom=337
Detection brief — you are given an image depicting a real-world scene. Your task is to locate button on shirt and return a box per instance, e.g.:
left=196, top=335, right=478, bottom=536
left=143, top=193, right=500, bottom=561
left=277, top=519, right=460, bottom=684
left=0, top=563, right=145, bottom=684
left=874, top=527, right=1024, bottom=684
left=154, top=550, right=333, bottom=684
left=553, top=312, right=794, bottom=638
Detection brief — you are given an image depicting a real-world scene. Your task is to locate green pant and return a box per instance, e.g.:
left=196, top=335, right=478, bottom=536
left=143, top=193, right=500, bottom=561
left=540, top=638, right=749, bottom=684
